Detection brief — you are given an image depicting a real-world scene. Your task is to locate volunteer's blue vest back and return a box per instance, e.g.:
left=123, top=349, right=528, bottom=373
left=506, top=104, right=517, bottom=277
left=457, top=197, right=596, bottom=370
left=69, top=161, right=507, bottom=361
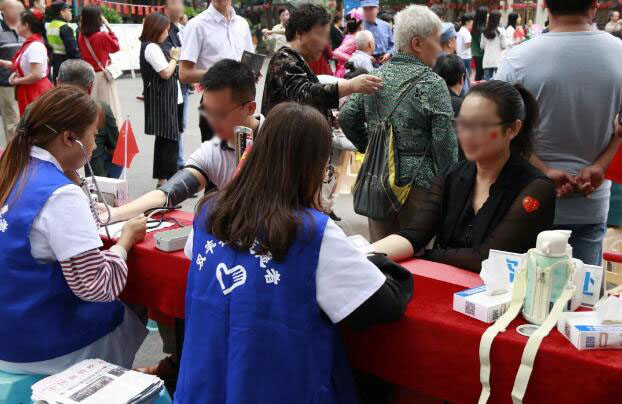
left=0, top=158, right=124, bottom=363
left=175, top=207, right=359, bottom=404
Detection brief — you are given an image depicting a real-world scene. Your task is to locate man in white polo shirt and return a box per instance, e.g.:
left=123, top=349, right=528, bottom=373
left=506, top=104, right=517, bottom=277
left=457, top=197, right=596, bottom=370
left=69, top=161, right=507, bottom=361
left=107, top=60, right=262, bottom=224
left=179, top=0, right=254, bottom=84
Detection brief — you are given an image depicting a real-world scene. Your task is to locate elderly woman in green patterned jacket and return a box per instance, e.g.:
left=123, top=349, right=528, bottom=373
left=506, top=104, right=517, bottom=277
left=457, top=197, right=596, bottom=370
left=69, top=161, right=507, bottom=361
left=340, top=4, right=458, bottom=242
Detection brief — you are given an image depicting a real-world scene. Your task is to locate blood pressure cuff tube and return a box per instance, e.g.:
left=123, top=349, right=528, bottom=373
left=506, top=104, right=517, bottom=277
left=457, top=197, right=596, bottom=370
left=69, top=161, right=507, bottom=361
left=341, top=254, right=414, bottom=330
left=158, top=169, right=202, bottom=207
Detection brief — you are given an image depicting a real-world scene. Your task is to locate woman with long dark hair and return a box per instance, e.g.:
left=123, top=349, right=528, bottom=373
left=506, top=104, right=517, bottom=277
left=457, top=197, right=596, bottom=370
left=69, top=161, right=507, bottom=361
left=471, top=6, right=487, bottom=81
left=480, top=11, right=505, bottom=80
left=505, top=12, right=522, bottom=48
left=333, top=14, right=363, bottom=78
left=79, top=6, right=123, bottom=128
left=139, top=12, right=182, bottom=185
left=373, top=80, right=556, bottom=272
left=0, top=86, right=147, bottom=374
left=175, top=102, right=412, bottom=403
left=0, top=10, right=52, bottom=115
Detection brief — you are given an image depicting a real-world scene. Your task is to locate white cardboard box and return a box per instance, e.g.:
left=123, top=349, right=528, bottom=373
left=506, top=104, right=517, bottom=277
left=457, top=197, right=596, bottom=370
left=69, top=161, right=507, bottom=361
left=453, top=286, right=512, bottom=323
left=557, top=311, right=622, bottom=350
left=86, top=176, right=129, bottom=207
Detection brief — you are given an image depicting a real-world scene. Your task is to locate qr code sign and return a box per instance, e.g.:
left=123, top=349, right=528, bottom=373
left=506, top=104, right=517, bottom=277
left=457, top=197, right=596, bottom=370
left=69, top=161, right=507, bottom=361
left=465, top=301, right=476, bottom=317
left=586, top=336, right=596, bottom=348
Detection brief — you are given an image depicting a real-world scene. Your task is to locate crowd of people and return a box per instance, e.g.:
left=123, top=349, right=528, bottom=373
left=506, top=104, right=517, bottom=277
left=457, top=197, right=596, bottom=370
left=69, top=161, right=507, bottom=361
left=0, top=0, right=621, bottom=402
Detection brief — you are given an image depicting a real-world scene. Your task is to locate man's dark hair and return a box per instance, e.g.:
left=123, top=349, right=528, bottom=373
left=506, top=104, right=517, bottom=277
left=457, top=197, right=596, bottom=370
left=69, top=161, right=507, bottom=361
left=461, top=13, right=473, bottom=25
left=434, top=54, right=466, bottom=87
left=285, top=4, right=330, bottom=42
left=200, top=59, right=256, bottom=103
left=546, top=0, right=594, bottom=16
left=430, top=4, right=444, bottom=19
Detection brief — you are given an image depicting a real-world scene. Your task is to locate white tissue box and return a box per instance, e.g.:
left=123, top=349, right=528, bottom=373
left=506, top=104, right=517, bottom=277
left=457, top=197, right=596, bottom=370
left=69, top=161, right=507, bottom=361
left=453, top=286, right=512, bottom=323
left=85, top=176, right=128, bottom=207
left=557, top=311, right=622, bottom=350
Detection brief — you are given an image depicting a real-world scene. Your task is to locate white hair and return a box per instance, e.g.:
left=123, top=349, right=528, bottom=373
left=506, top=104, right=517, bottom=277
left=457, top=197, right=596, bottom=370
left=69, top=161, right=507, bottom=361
left=354, top=30, right=375, bottom=50
left=394, top=5, right=442, bottom=52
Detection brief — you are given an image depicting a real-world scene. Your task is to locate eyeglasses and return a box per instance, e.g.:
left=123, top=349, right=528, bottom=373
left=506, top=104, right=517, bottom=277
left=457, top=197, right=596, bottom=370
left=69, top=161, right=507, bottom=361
left=453, top=119, right=514, bottom=135
left=324, top=164, right=336, bottom=184
left=199, top=100, right=253, bottom=122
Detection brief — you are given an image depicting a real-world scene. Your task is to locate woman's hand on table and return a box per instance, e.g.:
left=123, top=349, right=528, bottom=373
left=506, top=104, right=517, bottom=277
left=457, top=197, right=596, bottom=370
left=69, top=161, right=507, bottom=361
left=116, top=214, right=147, bottom=252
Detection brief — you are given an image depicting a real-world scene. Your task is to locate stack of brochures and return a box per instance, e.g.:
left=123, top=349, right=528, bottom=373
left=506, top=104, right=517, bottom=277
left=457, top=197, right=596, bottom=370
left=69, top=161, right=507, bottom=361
left=32, top=359, right=164, bottom=404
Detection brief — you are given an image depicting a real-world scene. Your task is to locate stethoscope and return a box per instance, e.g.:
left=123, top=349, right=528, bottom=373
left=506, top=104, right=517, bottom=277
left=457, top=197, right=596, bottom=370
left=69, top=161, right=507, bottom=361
left=70, top=136, right=113, bottom=239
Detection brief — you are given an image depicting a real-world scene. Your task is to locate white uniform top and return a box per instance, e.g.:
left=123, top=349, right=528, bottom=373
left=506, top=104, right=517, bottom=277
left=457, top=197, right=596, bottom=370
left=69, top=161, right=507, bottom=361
left=144, top=42, right=183, bottom=104
left=28, top=147, right=103, bottom=262
left=179, top=4, right=254, bottom=71
left=19, top=41, right=48, bottom=78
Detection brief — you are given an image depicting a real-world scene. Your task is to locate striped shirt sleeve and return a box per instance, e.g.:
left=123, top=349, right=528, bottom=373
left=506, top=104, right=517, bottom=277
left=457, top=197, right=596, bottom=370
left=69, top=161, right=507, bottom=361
left=60, top=248, right=128, bottom=302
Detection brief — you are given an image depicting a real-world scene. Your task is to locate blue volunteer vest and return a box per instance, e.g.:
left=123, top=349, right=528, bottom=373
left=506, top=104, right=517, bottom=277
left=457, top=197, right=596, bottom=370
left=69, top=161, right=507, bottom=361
left=174, top=207, right=360, bottom=404
left=0, top=158, right=124, bottom=363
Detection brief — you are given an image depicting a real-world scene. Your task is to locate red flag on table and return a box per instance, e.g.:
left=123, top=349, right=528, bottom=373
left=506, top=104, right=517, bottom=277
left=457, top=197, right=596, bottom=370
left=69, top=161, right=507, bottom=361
left=112, top=118, right=139, bottom=168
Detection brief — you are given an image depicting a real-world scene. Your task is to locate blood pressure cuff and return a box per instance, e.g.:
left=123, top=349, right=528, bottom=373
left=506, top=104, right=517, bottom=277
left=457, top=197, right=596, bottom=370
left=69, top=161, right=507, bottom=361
left=340, top=254, right=414, bottom=330
left=158, top=169, right=201, bottom=207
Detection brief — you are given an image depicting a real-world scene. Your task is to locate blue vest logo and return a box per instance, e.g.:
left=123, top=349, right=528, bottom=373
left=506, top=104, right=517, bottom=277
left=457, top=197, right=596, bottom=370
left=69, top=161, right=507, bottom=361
left=0, top=205, right=8, bottom=233
left=216, top=263, right=247, bottom=295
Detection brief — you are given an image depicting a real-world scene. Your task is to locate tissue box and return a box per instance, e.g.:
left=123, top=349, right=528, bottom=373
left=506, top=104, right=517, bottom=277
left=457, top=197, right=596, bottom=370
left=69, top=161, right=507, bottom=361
left=85, top=177, right=128, bottom=207
left=558, top=311, right=622, bottom=350
left=453, top=286, right=512, bottom=323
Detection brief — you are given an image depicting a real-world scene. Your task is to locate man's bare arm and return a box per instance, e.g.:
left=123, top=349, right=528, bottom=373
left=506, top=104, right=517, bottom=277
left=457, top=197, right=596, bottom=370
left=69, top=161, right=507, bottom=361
left=180, top=60, right=207, bottom=84
left=108, top=168, right=208, bottom=222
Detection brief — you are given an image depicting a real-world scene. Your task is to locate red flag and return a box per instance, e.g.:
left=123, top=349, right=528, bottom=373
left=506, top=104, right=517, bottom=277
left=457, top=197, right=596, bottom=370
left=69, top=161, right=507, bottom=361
left=138, top=5, right=143, bottom=15
left=112, top=119, right=139, bottom=168
left=115, top=2, right=121, bottom=12
left=131, top=5, right=135, bottom=14
left=606, top=145, right=622, bottom=184
left=123, top=4, right=129, bottom=15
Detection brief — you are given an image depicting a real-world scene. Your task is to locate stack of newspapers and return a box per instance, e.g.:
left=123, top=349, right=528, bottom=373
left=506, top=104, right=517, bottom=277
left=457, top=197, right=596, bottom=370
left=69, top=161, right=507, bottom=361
left=31, top=359, right=164, bottom=404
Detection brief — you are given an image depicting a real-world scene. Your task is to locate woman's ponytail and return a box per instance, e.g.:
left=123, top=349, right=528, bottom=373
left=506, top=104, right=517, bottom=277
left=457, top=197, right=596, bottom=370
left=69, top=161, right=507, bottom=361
left=468, top=80, right=540, bottom=159
left=512, top=83, right=539, bottom=159
left=0, top=125, right=33, bottom=207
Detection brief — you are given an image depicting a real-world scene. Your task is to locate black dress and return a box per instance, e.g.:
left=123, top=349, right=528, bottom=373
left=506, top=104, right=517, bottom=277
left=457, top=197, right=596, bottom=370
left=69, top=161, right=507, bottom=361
left=139, top=41, right=183, bottom=179
left=396, top=154, right=556, bottom=272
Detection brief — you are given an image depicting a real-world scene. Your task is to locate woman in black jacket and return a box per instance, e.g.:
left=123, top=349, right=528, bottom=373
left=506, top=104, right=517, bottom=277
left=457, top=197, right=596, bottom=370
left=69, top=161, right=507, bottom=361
left=373, top=80, right=556, bottom=272
left=139, top=12, right=182, bottom=185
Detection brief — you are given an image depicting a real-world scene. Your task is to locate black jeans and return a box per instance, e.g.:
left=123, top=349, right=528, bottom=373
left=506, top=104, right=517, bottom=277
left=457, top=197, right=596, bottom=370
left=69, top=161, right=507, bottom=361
left=473, top=56, right=484, bottom=81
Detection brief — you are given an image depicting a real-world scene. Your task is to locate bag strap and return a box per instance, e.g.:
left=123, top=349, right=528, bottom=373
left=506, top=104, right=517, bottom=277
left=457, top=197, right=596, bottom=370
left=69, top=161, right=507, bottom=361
left=478, top=260, right=528, bottom=404
left=510, top=285, right=575, bottom=404
left=83, top=35, right=106, bottom=71
left=374, top=72, right=426, bottom=123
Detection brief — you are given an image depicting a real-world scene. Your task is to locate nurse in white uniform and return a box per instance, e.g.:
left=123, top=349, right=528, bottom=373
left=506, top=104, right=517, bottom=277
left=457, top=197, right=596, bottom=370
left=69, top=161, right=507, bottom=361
left=0, top=86, right=148, bottom=375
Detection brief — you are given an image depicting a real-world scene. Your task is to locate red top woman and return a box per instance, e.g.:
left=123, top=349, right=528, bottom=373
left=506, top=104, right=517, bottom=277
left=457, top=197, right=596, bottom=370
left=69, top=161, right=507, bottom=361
left=0, top=10, right=52, bottom=115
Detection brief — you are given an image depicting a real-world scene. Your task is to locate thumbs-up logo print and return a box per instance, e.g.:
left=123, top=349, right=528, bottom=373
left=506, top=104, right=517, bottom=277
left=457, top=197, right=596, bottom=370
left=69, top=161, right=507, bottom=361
left=216, top=263, right=247, bottom=295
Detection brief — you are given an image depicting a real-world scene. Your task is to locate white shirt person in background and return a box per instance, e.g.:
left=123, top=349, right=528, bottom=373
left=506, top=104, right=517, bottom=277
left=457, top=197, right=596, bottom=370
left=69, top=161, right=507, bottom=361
left=348, top=30, right=375, bottom=73
left=179, top=0, right=254, bottom=84
left=480, top=11, right=506, bottom=81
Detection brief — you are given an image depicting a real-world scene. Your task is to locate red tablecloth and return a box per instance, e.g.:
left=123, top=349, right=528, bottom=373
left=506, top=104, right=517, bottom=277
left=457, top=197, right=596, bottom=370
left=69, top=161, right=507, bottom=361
left=344, top=259, right=622, bottom=403
left=103, top=211, right=192, bottom=323
left=107, top=211, right=622, bottom=403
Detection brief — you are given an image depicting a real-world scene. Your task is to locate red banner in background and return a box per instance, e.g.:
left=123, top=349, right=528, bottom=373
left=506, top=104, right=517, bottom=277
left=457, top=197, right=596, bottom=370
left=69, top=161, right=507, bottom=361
left=92, top=0, right=164, bottom=16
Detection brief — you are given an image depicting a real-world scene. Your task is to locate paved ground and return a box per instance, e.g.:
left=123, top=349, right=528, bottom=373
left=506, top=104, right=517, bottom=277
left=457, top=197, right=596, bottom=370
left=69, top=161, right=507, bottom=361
left=79, top=75, right=370, bottom=368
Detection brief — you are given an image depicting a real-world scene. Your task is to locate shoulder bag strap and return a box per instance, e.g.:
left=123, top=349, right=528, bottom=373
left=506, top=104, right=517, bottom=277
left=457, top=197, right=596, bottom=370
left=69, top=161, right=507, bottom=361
left=83, top=35, right=106, bottom=71
left=384, top=72, right=426, bottom=121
